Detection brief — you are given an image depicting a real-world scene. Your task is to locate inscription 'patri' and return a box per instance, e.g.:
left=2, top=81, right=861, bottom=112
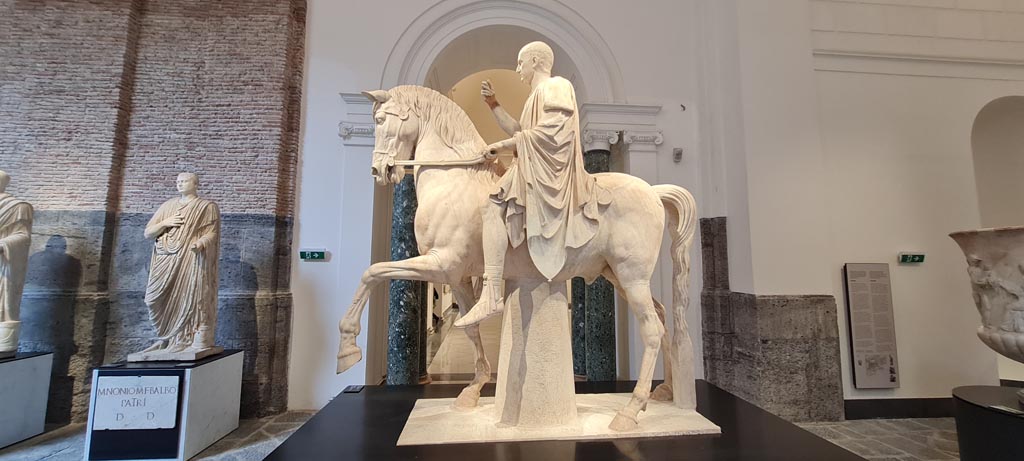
left=93, top=375, right=179, bottom=430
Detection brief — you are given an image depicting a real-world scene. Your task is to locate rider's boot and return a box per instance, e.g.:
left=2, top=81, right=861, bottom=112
left=456, top=200, right=508, bottom=328
left=455, top=267, right=504, bottom=327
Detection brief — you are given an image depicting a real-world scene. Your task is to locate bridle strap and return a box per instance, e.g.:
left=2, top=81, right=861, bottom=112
left=392, top=155, right=490, bottom=168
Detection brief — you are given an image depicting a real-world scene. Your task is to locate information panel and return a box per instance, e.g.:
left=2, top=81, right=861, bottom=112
left=92, top=375, right=180, bottom=430
left=843, top=263, right=900, bottom=389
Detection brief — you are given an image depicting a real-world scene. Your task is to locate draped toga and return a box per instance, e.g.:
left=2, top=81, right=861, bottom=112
left=145, top=197, right=220, bottom=346
left=0, top=194, right=32, bottom=333
left=494, top=76, right=611, bottom=280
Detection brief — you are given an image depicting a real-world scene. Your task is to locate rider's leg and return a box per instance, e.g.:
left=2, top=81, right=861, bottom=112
left=455, top=199, right=507, bottom=327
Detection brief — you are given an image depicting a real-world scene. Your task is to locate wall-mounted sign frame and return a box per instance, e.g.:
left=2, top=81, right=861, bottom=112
left=843, top=263, right=901, bottom=389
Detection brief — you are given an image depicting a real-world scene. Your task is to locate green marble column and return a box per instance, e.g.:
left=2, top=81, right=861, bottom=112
left=584, top=149, right=616, bottom=381
left=387, top=175, right=425, bottom=385
left=571, top=277, right=587, bottom=376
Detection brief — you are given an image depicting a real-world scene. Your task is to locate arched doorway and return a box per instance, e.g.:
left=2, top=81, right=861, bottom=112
left=971, top=95, right=1024, bottom=382
left=365, top=1, right=633, bottom=383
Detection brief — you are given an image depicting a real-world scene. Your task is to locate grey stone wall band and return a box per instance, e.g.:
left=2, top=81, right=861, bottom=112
left=700, top=217, right=844, bottom=421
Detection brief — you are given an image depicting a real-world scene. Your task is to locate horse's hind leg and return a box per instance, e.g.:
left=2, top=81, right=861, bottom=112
left=601, top=268, right=674, bottom=403
left=609, top=280, right=664, bottom=431
left=450, top=279, right=492, bottom=409
left=650, top=298, right=674, bottom=402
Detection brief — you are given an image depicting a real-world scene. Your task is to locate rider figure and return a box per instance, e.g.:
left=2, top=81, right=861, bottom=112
left=455, top=41, right=610, bottom=327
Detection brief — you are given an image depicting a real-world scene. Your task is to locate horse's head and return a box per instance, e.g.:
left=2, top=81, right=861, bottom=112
left=363, top=89, right=419, bottom=186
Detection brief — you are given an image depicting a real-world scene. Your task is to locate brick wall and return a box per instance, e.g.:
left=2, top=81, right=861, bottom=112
left=1, top=0, right=304, bottom=423
left=811, top=0, right=1024, bottom=61
left=120, top=0, right=300, bottom=215
left=0, top=0, right=137, bottom=210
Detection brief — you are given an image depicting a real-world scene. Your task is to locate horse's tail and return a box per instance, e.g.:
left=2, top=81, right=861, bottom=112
left=653, top=184, right=698, bottom=409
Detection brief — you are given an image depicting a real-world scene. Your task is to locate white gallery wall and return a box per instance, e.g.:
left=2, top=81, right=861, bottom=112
left=288, top=0, right=1024, bottom=411
left=810, top=0, right=1024, bottom=397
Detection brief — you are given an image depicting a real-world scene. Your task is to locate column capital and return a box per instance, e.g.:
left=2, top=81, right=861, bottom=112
left=622, top=130, right=663, bottom=152
left=340, top=92, right=376, bottom=147
left=338, top=122, right=375, bottom=146
left=582, top=129, right=619, bottom=152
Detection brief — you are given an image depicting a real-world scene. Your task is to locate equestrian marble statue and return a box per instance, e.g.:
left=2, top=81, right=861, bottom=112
left=129, top=172, right=223, bottom=362
left=336, top=41, right=699, bottom=432
left=0, top=170, right=32, bottom=359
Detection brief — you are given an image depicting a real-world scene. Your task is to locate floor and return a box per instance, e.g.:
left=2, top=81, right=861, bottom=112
left=799, top=418, right=960, bottom=461
left=0, top=411, right=314, bottom=461
left=0, top=411, right=959, bottom=461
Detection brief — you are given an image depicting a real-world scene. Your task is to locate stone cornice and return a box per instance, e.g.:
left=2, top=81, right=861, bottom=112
left=340, top=92, right=376, bottom=147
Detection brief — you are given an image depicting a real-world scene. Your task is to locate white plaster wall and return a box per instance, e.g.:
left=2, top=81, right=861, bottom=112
left=290, top=0, right=707, bottom=410
left=970, top=96, right=1024, bottom=382
left=814, top=68, right=1024, bottom=398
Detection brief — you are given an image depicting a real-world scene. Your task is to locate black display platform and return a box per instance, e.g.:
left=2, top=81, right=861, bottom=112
left=953, top=385, right=1024, bottom=461
left=266, top=380, right=864, bottom=461
left=0, top=351, right=51, bottom=365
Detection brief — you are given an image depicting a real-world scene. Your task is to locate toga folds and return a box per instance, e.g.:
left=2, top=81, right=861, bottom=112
left=145, top=197, right=220, bottom=345
left=0, top=194, right=32, bottom=326
left=494, top=76, right=610, bottom=280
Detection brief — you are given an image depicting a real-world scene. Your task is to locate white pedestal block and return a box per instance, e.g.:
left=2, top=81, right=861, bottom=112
left=84, top=350, right=243, bottom=461
left=0, top=352, right=53, bottom=448
left=494, top=279, right=577, bottom=427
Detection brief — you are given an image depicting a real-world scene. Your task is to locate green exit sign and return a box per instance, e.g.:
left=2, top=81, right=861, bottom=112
left=898, top=253, right=925, bottom=264
left=299, top=249, right=327, bottom=261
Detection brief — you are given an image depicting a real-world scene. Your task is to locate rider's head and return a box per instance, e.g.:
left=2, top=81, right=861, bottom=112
left=517, top=41, right=554, bottom=84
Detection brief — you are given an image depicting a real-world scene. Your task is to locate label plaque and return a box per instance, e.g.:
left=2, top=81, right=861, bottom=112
left=844, top=263, right=900, bottom=389
left=92, top=375, right=180, bottom=430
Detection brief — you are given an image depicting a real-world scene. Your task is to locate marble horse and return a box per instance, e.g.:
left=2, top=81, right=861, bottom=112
left=336, top=85, right=698, bottom=431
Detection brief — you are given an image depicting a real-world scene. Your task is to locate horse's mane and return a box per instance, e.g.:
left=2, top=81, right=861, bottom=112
left=386, top=86, right=498, bottom=176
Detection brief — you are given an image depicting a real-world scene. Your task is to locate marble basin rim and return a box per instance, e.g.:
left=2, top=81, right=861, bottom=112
left=949, top=226, right=1024, bottom=365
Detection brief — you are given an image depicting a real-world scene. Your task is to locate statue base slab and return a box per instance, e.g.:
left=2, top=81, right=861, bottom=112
left=0, top=353, right=53, bottom=449
left=0, top=350, right=14, bottom=359
left=396, top=393, right=720, bottom=445
left=127, top=345, right=223, bottom=362
left=85, top=350, right=242, bottom=461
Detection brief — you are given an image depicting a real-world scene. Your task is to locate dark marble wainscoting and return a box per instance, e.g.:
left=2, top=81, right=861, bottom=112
left=17, top=210, right=293, bottom=422
left=700, top=217, right=844, bottom=422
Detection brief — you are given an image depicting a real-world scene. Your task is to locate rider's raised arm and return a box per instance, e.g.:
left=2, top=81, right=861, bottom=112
left=482, top=80, right=521, bottom=135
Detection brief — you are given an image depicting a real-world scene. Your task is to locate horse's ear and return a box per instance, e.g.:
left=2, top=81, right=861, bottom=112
left=362, top=90, right=390, bottom=104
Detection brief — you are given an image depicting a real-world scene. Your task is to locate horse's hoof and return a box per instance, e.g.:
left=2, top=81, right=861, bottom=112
left=609, top=412, right=639, bottom=432
left=336, top=346, right=363, bottom=373
left=651, top=383, right=673, bottom=402
left=453, top=387, right=480, bottom=410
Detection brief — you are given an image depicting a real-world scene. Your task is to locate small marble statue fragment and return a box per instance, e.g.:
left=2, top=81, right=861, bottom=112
left=128, top=173, right=222, bottom=362
left=0, top=170, right=32, bottom=358
left=951, top=226, right=1024, bottom=403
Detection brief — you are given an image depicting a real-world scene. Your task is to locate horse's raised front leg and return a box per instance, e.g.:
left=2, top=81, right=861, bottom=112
left=337, top=253, right=445, bottom=373
left=609, top=281, right=664, bottom=431
left=449, top=280, right=492, bottom=409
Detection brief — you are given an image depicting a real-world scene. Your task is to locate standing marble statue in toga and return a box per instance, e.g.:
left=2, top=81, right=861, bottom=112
left=129, top=172, right=223, bottom=362
left=0, top=170, right=32, bottom=358
left=456, top=41, right=610, bottom=327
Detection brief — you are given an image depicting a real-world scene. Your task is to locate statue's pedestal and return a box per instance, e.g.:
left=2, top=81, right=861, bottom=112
left=84, top=350, right=242, bottom=461
left=494, top=279, right=577, bottom=427
left=127, top=345, right=224, bottom=362
left=395, top=279, right=721, bottom=445
left=0, top=352, right=52, bottom=448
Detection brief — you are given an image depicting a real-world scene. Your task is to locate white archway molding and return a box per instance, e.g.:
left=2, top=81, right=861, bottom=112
left=380, top=0, right=626, bottom=104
